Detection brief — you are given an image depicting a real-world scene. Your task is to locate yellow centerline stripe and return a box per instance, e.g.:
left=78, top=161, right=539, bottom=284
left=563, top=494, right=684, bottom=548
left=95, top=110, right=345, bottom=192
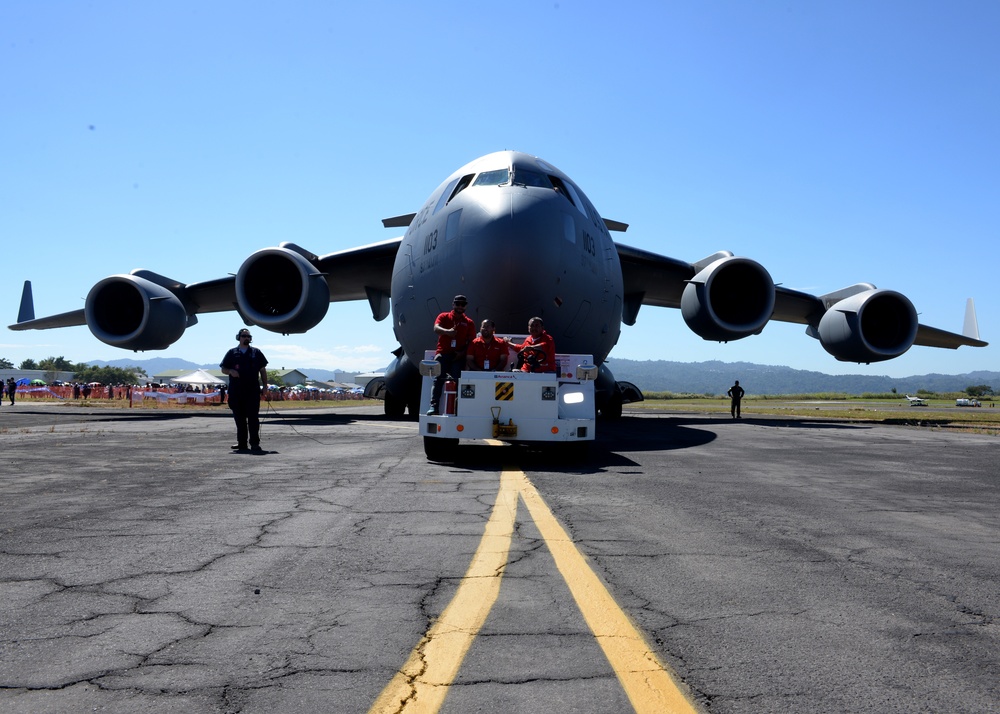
left=368, top=469, right=520, bottom=713
left=369, top=459, right=698, bottom=714
left=513, top=470, right=698, bottom=714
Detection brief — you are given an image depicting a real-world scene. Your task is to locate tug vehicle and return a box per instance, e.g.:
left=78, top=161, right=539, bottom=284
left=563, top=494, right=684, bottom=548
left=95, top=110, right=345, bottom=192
left=418, top=347, right=598, bottom=461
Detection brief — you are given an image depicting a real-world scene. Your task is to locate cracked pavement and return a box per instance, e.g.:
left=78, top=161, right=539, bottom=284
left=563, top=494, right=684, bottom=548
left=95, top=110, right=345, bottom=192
left=1, top=404, right=998, bottom=712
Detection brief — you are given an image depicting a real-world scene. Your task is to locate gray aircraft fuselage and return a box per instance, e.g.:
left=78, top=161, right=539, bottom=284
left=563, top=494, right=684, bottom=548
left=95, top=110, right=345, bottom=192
left=389, top=151, right=624, bottom=368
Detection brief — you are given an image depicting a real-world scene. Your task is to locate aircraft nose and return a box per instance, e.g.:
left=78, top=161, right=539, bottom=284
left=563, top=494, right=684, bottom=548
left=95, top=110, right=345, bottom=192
left=461, top=189, right=565, bottom=329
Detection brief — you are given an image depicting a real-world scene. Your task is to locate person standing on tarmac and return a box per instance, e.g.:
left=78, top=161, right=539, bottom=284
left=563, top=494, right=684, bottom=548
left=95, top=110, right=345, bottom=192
left=428, top=295, right=475, bottom=415
left=220, top=329, right=269, bottom=452
left=727, top=379, right=745, bottom=419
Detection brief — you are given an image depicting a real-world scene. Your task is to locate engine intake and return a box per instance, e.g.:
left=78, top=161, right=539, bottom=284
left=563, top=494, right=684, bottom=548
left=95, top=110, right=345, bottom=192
left=681, top=257, right=775, bottom=341
left=236, top=246, right=330, bottom=333
left=85, top=275, right=188, bottom=350
left=817, top=289, right=917, bottom=362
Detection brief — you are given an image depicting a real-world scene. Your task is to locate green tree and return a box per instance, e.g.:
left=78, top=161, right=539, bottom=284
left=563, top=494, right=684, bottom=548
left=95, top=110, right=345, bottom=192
left=266, top=370, right=286, bottom=387
left=38, top=356, right=77, bottom=371
left=19, top=358, right=38, bottom=370
left=965, top=384, right=994, bottom=397
left=73, top=365, right=146, bottom=385
left=0, top=357, right=13, bottom=369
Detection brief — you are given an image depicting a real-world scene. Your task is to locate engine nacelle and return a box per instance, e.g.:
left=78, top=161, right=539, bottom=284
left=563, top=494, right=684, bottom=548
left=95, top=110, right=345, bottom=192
left=681, top=257, right=775, bottom=341
left=85, top=275, right=188, bottom=350
left=816, top=289, right=918, bottom=362
left=236, top=246, right=330, bottom=333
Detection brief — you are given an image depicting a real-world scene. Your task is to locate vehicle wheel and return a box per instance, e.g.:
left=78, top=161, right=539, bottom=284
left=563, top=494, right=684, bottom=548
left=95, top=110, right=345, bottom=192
left=424, top=436, right=458, bottom=461
left=384, top=392, right=406, bottom=418
left=600, top=392, right=623, bottom=419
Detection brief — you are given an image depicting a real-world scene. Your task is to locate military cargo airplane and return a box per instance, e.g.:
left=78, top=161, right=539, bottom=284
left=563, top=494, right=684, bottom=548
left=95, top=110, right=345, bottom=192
left=9, top=151, right=987, bottom=417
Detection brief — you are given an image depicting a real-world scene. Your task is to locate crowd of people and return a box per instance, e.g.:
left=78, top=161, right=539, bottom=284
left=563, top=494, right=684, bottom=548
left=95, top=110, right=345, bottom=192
left=2, top=381, right=367, bottom=404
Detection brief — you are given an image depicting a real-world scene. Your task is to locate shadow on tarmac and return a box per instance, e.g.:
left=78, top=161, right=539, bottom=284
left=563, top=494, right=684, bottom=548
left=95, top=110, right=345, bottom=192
left=4, top=406, right=872, bottom=472
left=430, top=413, right=875, bottom=472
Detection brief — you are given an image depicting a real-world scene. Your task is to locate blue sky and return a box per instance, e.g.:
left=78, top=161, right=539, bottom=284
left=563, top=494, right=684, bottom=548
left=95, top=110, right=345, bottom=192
left=2, top=1, right=997, bottom=378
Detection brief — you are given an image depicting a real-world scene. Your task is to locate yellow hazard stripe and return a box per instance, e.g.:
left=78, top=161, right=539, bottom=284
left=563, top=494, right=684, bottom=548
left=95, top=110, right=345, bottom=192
left=494, top=381, right=514, bottom=401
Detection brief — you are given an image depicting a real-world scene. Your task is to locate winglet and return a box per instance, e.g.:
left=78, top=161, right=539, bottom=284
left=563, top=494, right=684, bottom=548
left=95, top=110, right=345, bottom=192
left=17, top=281, right=35, bottom=323
left=963, top=298, right=981, bottom=341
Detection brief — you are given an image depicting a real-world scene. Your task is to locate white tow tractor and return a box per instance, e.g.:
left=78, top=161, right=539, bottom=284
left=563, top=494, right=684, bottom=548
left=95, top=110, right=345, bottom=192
left=417, top=349, right=598, bottom=461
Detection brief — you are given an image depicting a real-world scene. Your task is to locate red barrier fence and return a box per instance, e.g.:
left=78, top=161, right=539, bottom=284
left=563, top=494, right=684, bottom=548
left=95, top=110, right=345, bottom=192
left=8, top=385, right=368, bottom=404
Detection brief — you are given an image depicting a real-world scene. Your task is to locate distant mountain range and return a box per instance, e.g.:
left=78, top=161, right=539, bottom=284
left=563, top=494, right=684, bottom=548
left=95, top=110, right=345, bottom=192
left=604, top=358, right=999, bottom=395
left=87, top=356, right=998, bottom=396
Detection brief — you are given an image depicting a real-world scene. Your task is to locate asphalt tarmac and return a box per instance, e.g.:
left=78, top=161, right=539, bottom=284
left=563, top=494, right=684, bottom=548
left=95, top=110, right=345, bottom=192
left=1, top=403, right=997, bottom=713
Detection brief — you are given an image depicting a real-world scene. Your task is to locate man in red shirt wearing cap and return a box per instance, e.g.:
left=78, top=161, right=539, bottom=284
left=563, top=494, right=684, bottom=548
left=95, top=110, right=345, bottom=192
left=466, top=319, right=508, bottom=371
left=428, top=294, right=475, bottom=414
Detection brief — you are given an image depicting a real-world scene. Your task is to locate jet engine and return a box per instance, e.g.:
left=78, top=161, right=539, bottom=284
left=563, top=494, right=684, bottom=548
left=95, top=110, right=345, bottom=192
left=816, top=289, right=918, bottom=362
left=235, top=246, right=330, bottom=333
left=681, top=256, right=775, bottom=341
left=84, top=274, right=188, bottom=350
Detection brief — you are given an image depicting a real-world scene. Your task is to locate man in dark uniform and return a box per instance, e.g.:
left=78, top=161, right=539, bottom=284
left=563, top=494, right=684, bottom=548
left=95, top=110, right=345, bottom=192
left=727, top=379, right=745, bottom=419
left=220, top=329, right=269, bottom=452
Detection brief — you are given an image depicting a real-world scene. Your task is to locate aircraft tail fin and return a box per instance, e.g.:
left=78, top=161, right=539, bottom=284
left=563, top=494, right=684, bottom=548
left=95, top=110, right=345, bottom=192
left=17, top=281, right=35, bottom=323
left=963, top=298, right=981, bottom=341
left=9, top=280, right=87, bottom=332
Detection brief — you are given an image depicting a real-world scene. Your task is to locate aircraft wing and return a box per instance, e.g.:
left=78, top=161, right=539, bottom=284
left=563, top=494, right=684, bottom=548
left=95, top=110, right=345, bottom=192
left=767, top=285, right=986, bottom=349
left=10, top=237, right=403, bottom=350
left=616, top=241, right=986, bottom=359
left=912, top=323, right=987, bottom=349
left=9, top=273, right=241, bottom=333
left=314, top=237, right=400, bottom=302
left=614, top=243, right=694, bottom=323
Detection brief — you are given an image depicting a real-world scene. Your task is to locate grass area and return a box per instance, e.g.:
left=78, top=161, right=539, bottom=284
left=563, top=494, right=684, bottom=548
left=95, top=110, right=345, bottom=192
left=627, top=396, right=1000, bottom=431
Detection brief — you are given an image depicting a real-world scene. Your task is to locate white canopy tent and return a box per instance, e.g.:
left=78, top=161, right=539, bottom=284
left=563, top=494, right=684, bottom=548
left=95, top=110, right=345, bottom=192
left=170, top=369, right=225, bottom=385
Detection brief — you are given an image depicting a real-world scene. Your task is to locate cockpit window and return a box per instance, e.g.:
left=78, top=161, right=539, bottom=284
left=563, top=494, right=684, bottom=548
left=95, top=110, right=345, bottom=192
left=472, top=168, right=510, bottom=186
left=549, top=176, right=575, bottom=206
left=512, top=168, right=552, bottom=188
left=560, top=178, right=590, bottom=218
left=434, top=177, right=461, bottom=214
left=446, top=174, right=474, bottom=204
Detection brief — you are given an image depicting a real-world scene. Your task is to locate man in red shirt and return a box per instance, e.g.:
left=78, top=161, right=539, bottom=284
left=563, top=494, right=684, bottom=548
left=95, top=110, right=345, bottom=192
left=466, top=319, right=509, bottom=371
left=506, top=316, right=557, bottom=373
left=428, top=294, right=476, bottom=414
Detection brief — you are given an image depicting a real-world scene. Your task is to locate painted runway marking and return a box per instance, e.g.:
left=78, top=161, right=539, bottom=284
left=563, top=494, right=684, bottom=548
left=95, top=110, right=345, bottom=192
left=369, top=457, right=697, bottom=714
left=368, top=467, right=519, bottom=713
